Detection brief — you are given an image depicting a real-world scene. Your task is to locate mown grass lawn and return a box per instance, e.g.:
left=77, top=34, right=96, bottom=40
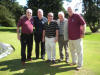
left=0, top=27, right=100, bottom=75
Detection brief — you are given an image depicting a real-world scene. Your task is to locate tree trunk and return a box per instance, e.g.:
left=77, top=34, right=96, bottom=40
left=89, top=22, right=99, bottom=33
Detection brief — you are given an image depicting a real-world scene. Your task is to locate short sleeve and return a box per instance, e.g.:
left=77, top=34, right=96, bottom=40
left=77, top=14, right=86, bottom=25
left=43, top=17, right=47, bottom=22
left=17, top=18, right=22, bottom=27
left=55, top=21, right=59, bottom=30
left=43, top=22, right=46, bottom=30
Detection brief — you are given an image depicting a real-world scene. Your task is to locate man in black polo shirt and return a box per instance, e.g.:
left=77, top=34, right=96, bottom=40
left=42, top=12, right=59, bottom=63
left=34, top=9, right=47, bottom=60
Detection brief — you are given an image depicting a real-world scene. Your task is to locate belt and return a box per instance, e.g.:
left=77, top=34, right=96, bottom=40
left=59, top=35, right=64, bottom=36
left=46, top=36, right=55, bottom=38
left=21, top=33, right=33, bottom=35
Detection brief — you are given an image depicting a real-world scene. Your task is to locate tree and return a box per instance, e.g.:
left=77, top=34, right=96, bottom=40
left=0, top=0, right=24, bottom=22
left=0, top=0, right=25, bottom=26
left=0, top=5, right=16, bottom=27
left=83, top=0, right=100, bottom=33
left=27, top=0, right=64, bottom=19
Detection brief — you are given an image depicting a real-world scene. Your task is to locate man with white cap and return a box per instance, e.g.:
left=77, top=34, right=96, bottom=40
left=17, top=9, right=34, bottom=65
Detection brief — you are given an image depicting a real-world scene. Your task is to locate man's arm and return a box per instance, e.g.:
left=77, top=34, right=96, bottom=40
left=81, top=24, right=86, bottom=38
left=17, top=26, right=20, bottom=40
left=55, top=30, right=58, bottom=42
left=42, top=30, right=45, bottom=42
left=42, top=22, right=46, bottom=42
left=83, top=24, right=86, bottom=34
left=55, top=21, right=59, bottom=42
left=77, top=14, right=86, bottom=38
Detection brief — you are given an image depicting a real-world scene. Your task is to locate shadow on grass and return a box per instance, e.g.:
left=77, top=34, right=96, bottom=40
left=0, top=59, right=76, bottom=75
left=85, top=32, right=92, bottom=35
left=0, top=28, right=16, bottom=33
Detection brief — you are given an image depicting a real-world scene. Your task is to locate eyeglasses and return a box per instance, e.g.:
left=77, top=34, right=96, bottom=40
left=27, top=12, right=32, bottom=14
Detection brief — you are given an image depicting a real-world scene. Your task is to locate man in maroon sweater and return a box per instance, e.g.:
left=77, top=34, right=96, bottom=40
left=67, top=6, right=86, bottom=70
left=17, top=9, right=34, bottom=65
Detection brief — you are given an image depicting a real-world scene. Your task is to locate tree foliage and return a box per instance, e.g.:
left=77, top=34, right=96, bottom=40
left=27, top=0, right=65, bottom=19
left=0, top=5, right=16, bottom=26
left=0, top=0, right=24, bottom=27
left=83, top=0, right=100, bottom=32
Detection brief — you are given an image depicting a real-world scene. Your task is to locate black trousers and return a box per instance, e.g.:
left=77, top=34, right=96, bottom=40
left=20, top=33, right=33, bottom=62
left=34, top=32, right=45, bottom=58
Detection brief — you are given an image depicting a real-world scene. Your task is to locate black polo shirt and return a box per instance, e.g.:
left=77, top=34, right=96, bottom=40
left=43, top=20, right=59, bottom=38
left=33, top=16, right=47, bottom=34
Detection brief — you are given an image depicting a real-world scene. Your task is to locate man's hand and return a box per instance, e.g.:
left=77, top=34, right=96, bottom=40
left=81, top=24, right=86, bottom=38
left=17, top=34, right=20, bottom=40
left=42, top=38, right=45, bottom=42
left=55, top=37, right=58, bottom=42
left=80, top=34, right=85, bottom=38
left=42, top=30, right=45, bottom=42
left=55, top=30, right=58, bottom=42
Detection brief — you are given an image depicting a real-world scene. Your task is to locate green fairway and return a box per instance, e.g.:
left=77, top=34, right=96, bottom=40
left=0, top=27, right=100, bottom=75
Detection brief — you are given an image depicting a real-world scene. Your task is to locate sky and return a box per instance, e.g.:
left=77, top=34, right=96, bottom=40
left=63, top=0, right=82, bottom=13
left=16, top=0, right=27, bottom=6
left=16, top=0, right=82, bottom=14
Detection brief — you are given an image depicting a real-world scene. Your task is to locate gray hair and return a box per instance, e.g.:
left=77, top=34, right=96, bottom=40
left=38, top=9, right=43, bottom=15
left=58, top=11, right=65, bottom=18
left=48, top=12, right=54, bottom=17
left=26, top=9, right=32, bottom=14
